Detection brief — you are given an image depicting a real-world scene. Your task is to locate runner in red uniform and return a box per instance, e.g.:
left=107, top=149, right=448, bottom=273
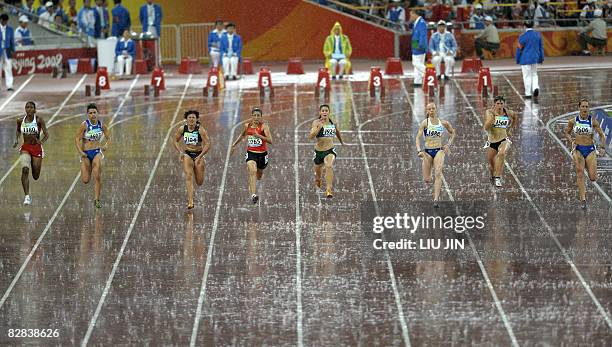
left=230, top=107, right=273, bottom=204
left=13, top=101, right=49, bottom=205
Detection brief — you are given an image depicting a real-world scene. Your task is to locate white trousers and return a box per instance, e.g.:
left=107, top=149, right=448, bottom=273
left=329, top=58, right=346, bottom=76
left=521, top=64, right=539, bottom=96
left=412, top=53, right=426, bottom=84
left=210, top=50, right=220, bottom=67
left=116, top=55, right=133, bottom=76
left=431, top=54, right=455, bottom=77
left=222, top=56, right=239, bottom=77
left=0, top=53, right=13, bottom=89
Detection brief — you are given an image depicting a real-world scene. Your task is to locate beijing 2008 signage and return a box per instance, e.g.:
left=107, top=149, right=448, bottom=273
left=11, top=48, right=95, bottom=75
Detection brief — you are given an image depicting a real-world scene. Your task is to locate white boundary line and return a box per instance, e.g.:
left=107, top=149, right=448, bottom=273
left=502, top=75, right=611, bottom=203
left=0, top=74, right=88, bottom=188
left=454, top=79, right=612, bottom=331
left=0, top=74, right=35, bottom=115
left=0, top=75, right=138, bottom=310
left=293, top=83, right=304, bottom=347
left=81, top=74, right=183, bottom=346
left=189, top=83, right=244, bottom=347
left=349, top=81, right=412, bottom=347
left=399, top=79, right=517, bottom=345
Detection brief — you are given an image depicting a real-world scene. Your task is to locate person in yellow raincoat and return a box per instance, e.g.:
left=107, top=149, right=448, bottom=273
left=323, top=22, right=352, bottom=79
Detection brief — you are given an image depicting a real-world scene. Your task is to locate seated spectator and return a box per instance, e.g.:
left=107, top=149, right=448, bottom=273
left=386, top=0, right=406, bottom=30
left=15, top=15, right=34, bottom=46
left=429, top=20, right=457, bottom=80
left=39, top=2, right=55, bottom=30
left=21, top=0, right=36, bottom=20
left=36, top=0, right=47, bottom=16
left=68, top=0, right=78, bottom=22
left=323, top=22, right=352, bottom=79
left=220, top=23, right=242, bottom=80
left=534, top=0, right=554, bottom=27
left=51, top=14, right=66, bottom=31
left=55, top=0, right=68, bottom=25
left=511, top=1, right=524, bottom=27
left=67, top=20, right=79, bottom=37
left=474, top=16, right=500, bottom=59
left=578, top=9, right=607, bottom=55
left=115, top=29, right=135, bottom=75
left=470, top=3, right=485, bottom=29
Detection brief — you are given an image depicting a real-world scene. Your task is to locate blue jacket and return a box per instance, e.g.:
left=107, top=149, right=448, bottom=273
left=429, top=31, right=457, bottom=56
left=115, top=38, right=135, bottom=59
left=95, top=6, right=109, bottom=31
left=36, top=6, right=46, bottom=16
left=220, top=33, right=242, bottom=60
left=411, top=16, right=428, bottom=55
left=1, top=26, right=15, bottom=58
left=15, top=26, right=33, bottom=46
left=139, top=3, right=162, bottom=37
left=208, top=29, right=224, bottom=53
left=516, top=29, right=544, bottom=65
left=77, top=7, right=101, bottom=38
left=111, top=4, right=131, bottom=37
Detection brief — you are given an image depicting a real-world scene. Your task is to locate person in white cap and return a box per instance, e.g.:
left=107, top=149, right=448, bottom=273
left=39, top=1, right=55, bottom=29
left=474, top=16, right=500, bottom=60
left=578, top=9, right=607, bottom=55
left=429, top=20, right=457, bottom=80
left=15, top=15, right=34, bottom=46
left=470, top=3, right=485, bottom=29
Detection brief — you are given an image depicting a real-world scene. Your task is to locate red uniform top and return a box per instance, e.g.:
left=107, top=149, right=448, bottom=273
left=246, top=123, right=267, bottom=152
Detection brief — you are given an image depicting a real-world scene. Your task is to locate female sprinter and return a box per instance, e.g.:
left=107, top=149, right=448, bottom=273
left=173, top=110, right=211, bottom=209
left=75, top=103, right=111, bottom=208
left=483, top=95, right=517, bottom=187
left=230, top=107, right=273, bottom=204
left=564, top=98, right=607, bottom=209
left=13, top=101, right=49, bottom=205
left=308, top=104, right=344, bottom=198
left=415, top=102, right=456, bottom=207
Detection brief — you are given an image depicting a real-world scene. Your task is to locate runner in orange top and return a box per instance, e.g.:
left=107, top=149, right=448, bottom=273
left=230, top=107, right=273, bottom=204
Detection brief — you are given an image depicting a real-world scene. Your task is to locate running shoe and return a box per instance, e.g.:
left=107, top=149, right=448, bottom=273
left=482, top=141, right=490, bottom=149
left=433, top=201, right=440, bottom=208
left=187, top=202, right=194, bottom=210
left=581, top=200, right=587, bottom=210
left=251, top=194, right=259, bottom=204
left=95, top=200, right=102, bottom=208
left=494, top=177, right=502, bottom=187
left=23, top=195, right=31, bottom=205
left=325, top=189, right=333, bottom=199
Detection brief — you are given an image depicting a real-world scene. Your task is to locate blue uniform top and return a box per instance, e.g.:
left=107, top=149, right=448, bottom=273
left=516, top=29, right=544, bottom=65
left=83, top=119, right=103, bottom=142
left=574, top=115, right=593, bottom=136
left=424, top=117, right=445, bottom=138
left=111, top=4, right=131, bottom=37
left=411, top=16, right=428, bottom=55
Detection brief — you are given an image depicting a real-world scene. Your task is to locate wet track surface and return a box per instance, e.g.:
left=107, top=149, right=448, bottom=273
left=0, top=68, right=611, bottom=346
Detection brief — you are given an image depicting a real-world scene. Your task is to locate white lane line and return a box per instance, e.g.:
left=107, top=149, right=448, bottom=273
left=293, top=83, right=304, bottom=347
left=502, top=76, right=611, bottom=203
left=454, top=79, right=612, bottom=331
left=0, top=75, right=138, bottom=310
left=190, top=82, right=244, bottom=347
left=0, top=74, right=36, bottom=116
left=81, top=74, right=186, bottom=346
left=349, top=82, right=411, bottom=347
left=0, top=74, right=88, bottom=189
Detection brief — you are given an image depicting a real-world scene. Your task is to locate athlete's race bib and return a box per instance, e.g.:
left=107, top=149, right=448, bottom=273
left=248, top=136, right=263, bottom=147
left=493, top=115, right=510, bottom=129
left=322, top=125, right=336, bottom=137
left=183, top=132, right=199, bottom=145
left=85, top=129, right=103, bottom=141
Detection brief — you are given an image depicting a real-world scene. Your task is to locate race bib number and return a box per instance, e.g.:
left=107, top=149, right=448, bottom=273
left=184, top=133, right=199, bottom=145
left=248, top=136, right=263, bottom=147
left=322, top=125, right=336, bottom=137
left=493, top=116, right=509, bottom=129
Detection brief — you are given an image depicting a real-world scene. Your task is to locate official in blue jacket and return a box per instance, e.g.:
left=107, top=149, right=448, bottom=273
left=139, top=0, right=162, bottom=37
left=0, top=14, right=15, bottom=91
left=220, top=23, right=242, bottom=80
left=111, top=0, right=131, bottom=37
left=77, top=0, right=101, bottom=46
left=429, top=20, right=457, bottom=80
left=208, top=20, right=225, bottom=68
left=115, top=29, right=136, bottom=76
left=516, top=21, right=544, bottom=98
left=409, top=10, right=427, bottom=86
